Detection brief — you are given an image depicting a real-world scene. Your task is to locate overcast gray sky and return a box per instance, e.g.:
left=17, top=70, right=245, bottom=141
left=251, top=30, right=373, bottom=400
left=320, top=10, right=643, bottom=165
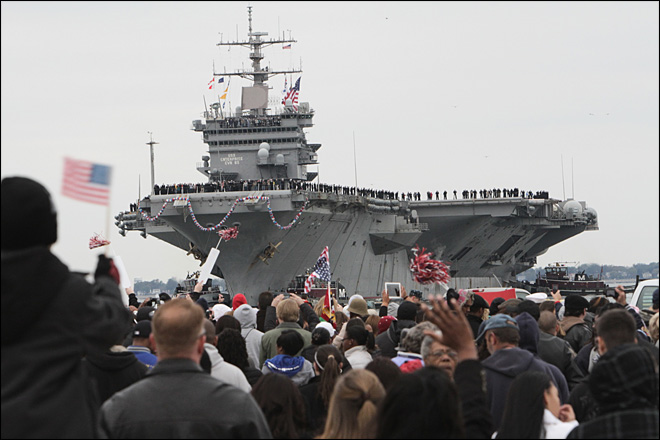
left=2, top=1, right=658, bottom=283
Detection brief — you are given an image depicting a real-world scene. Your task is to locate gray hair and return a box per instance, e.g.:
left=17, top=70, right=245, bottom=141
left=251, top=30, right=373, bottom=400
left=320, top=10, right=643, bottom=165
left=420, top=331, right=443, bottom=359
left=401, top=321, right=438, bottom=353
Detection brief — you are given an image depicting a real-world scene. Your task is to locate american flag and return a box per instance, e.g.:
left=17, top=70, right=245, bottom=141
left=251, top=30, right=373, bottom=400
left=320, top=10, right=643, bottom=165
left=304, top=246, right=330, bottom=293
left=283, top=77, right=300, bottom=110
left=62, top=157, right=111, bottom=205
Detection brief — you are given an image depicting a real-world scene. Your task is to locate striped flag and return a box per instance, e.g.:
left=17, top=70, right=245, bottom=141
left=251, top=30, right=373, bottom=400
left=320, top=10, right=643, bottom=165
left=62, top=157, right=111, bottom=205
left=304, top=246, right=330, bottom=292
left=282, top=44, right=291, bottom=49
left=283, top=77, right=300, bottom=110
left=208, top=77, right=215, bottom=89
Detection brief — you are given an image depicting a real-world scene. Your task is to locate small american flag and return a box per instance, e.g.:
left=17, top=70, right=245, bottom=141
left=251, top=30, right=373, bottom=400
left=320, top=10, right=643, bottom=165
left=282, top=44, right=291, bottom=49
left=304, top=246, right=330, bottom=293
left=62, top=157, right=111, bottom=205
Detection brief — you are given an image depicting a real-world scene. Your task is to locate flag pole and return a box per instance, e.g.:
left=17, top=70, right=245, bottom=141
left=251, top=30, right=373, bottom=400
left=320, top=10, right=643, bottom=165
left=104, top=183, right=112, bottom=257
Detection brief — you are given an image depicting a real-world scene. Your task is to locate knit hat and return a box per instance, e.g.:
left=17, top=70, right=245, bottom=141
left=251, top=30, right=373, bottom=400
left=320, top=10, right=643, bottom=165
left=471, top=294, right=489, bottom=310
left=565, top=294, right=589, bottom=311
left=316, top=321, right=336, bottom=336
left=589, top=343, right=659, bottom=413
left=232, top=293, right=248, bottom=310
left=489, top=297, right=505, bottom=316
left=132, top=320, right=152, bottom=339
left=476, top=314, right=519, bottom=343
left=515, top=312, right=539, bottom=354
left=136, top=306, right=156, bottom=322
left=397, top=301, right=418, bottom=321
left=498, top=298, right=522, bottom=315
left=196, top=297, right=209, bottom=311
left=212, top=303, right=231, bottom=320
left=346, top=297, right=368, bottom=316
left=378, top=316, right=397, bottom=334
left=1, top=177, right=57, bottom=250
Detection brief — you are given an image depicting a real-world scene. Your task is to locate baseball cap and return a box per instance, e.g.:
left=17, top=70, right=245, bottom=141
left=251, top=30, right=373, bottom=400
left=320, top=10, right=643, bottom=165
left=136, top=306, right=156, bottom=322
left=132, top=320, right=152, bottom=339
left=476, top=314, right=519, bottom=343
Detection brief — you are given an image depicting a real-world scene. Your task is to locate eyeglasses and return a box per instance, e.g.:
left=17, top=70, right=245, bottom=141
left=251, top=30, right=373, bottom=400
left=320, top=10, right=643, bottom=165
left=428, top=349, right=458, bottom=359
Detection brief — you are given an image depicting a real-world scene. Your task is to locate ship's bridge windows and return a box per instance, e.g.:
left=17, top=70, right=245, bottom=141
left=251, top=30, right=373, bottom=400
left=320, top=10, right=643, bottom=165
left=208, top=137, right=301, bottom=147
left=204, top=126, right=299, bottom=136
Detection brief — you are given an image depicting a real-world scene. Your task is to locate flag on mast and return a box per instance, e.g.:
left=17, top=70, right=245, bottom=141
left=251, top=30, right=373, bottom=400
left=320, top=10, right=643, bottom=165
left=282, top=77, right=300, bottom=110
left=220, top=79, right=230, bottom=108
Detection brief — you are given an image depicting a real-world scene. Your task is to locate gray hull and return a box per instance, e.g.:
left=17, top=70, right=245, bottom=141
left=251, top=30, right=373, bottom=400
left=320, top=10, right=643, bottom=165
left=120, top=190, right=595, bottom=304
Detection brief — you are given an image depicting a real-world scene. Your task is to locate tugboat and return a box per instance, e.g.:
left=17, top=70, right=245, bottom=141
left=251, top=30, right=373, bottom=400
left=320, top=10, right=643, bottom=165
left=535, top=262, right=608, bottom=295
left=114, top=7, right=600, bottom=304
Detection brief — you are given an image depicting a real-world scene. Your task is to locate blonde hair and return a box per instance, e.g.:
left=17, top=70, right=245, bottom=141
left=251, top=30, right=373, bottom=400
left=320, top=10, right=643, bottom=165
left=276, top=298, right=300, bottom=323
left=364, top=314, right=380, bottom=337
left=318, top=369, right=385, bottom=439
left=314, top=299, right=325, bottom=317
left=152, top=298, right=205, bottom=358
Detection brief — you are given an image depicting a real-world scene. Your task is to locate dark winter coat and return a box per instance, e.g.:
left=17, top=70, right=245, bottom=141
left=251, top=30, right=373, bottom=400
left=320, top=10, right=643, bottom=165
left=482, top=346, right=569, bottom=430
left=98, top=359, right=272, bottom=438
left=1, top=246, right=131, bottom=439
left=83, top=349, right=148, bottom=403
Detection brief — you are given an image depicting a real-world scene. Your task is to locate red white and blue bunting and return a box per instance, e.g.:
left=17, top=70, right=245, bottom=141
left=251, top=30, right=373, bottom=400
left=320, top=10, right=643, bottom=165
left=137, top=195, right=308, bottom=232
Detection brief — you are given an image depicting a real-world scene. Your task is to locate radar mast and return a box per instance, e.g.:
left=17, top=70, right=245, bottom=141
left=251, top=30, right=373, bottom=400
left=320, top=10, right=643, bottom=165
left=215, top=6, right=301, bottom=116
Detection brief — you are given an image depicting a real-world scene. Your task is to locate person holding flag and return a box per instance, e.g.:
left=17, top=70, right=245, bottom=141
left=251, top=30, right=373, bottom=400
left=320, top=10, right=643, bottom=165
left=304, top=246, right=335, bottom=327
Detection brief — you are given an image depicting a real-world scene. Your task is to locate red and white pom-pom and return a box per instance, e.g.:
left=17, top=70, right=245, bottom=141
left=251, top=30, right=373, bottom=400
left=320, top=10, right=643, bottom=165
left=218, top=226, right=239, bottom=241
left=89, top=233, right=111, bottom=249
left=409, top=244, right=450, bottom=285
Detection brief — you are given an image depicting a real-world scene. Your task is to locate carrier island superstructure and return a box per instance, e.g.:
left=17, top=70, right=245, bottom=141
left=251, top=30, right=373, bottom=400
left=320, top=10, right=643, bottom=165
left=115, top=7, right=599, bottom=303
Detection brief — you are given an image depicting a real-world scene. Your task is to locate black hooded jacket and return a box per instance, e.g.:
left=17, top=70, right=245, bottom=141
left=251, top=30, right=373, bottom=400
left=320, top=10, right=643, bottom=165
left=1, top=246, right=131, bottom=439
left=83, top=349, right=148, bottom=403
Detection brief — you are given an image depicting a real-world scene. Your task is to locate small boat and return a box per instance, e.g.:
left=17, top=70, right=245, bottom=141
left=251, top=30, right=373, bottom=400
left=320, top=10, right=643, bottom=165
left=535, top=262, right=607, bottom=295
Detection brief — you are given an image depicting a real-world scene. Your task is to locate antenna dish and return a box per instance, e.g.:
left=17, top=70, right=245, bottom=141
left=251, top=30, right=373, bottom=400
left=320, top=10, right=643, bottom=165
left=258, top=148, right=269, bottom=161
left=259, top=142, right=270, bottom=151
left=276, top=154, right=284, bottom=165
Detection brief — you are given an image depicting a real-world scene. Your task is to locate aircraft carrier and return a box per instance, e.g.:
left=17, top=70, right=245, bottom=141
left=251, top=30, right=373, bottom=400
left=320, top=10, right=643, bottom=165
left=115, top=7, right=599, bottom=303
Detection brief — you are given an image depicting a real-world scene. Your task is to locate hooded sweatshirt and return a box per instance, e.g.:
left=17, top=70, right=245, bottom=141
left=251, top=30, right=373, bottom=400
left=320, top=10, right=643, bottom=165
left=482, top=346, right=568, bottom=430
left=262, top=354, right=314, bottom=386
left=233, top=303, right=263, bottom=369
left=83, top=346, right=148, bottom=403
left=515, top=312, right=570, bottom=402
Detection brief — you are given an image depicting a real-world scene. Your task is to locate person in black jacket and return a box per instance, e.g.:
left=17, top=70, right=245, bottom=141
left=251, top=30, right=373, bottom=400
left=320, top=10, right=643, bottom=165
left=98, top=298, right=272, bottom=438
left=83, top=323, right=148, bottom=403
left=1, top=177, right=131, bottom=439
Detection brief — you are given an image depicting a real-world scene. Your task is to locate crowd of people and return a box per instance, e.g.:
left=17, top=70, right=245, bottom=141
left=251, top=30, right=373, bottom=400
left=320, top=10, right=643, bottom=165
left=2, top=176, right=658, bottom=439
left=150, top=177, right=550, bottom=203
